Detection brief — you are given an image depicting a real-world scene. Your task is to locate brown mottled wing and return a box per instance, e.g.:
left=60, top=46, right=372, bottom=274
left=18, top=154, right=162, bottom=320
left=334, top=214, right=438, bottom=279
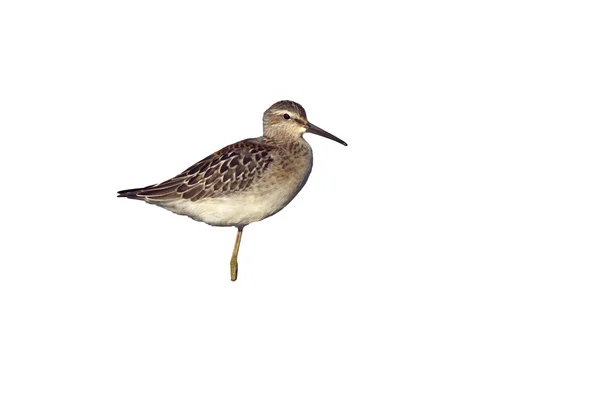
left=135, top=139, right=274, bottom=202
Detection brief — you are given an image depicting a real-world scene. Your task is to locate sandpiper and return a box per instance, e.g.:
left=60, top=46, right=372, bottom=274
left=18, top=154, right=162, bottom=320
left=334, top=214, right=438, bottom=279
left=118, top=100, right=347, bottom=281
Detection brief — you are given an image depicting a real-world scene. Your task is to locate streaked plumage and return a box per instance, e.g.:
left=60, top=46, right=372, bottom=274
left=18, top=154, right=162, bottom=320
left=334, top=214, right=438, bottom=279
left=118, top=100, right=346, bottom=280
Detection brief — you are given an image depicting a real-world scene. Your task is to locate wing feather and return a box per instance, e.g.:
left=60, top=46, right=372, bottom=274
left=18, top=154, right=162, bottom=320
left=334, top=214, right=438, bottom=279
left=134, top=138, right=274, bottom=202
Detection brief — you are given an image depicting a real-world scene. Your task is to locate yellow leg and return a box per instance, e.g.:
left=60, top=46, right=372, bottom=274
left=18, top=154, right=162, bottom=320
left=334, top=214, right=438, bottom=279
left=230, top=226, right=244, bottom=281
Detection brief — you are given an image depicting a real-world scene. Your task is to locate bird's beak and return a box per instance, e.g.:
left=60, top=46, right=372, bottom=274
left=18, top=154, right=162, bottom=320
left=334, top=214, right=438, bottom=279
left=305, top=122, right=347, bottom=146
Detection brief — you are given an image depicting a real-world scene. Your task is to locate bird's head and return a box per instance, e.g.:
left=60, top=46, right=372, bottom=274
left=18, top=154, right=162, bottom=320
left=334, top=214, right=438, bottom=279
left=262, top=100, right=347, bottom=146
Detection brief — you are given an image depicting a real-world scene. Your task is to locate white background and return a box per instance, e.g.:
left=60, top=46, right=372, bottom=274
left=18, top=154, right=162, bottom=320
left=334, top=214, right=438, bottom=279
left=1, top=1, right=599, bottom=399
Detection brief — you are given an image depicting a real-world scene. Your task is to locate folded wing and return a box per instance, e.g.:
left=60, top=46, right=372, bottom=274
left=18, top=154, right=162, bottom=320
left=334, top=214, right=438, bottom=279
left=118, top=138, right=274, bottom=202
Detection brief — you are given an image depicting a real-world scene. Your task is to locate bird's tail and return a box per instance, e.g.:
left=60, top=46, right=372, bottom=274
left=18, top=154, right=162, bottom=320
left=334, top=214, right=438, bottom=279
left=117, top=187, right=145, bottom=200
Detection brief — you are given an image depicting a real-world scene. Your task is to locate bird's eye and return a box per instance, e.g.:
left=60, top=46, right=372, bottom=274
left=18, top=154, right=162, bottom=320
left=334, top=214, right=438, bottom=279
left=283, top=114, right=291, bottom=120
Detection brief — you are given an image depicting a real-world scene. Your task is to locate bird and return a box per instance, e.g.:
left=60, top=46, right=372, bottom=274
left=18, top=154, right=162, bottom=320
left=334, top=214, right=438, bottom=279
left=117, top=100, right=347, bottom=281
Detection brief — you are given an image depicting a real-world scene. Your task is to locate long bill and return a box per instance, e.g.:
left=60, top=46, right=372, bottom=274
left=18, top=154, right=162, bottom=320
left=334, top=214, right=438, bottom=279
left=305, top=122, right=348, bottom=146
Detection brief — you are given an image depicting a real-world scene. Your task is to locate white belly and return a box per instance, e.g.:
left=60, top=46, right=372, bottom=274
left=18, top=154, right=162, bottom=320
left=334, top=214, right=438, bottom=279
left=160, top=188, right=299, bottom=227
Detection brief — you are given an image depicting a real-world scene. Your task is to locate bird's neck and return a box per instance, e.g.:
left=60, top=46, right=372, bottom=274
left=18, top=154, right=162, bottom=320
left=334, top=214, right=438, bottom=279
left=263, top=135, right=311, bottom=155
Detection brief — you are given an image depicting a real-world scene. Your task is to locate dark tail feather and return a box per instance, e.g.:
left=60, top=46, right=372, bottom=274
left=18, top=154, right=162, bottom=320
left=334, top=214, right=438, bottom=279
left=117, top=188, right=145, bottom=200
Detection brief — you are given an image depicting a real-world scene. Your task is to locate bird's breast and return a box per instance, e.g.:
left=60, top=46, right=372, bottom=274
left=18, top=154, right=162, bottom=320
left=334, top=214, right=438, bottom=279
left=246, top=143, right=314, bottom=219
